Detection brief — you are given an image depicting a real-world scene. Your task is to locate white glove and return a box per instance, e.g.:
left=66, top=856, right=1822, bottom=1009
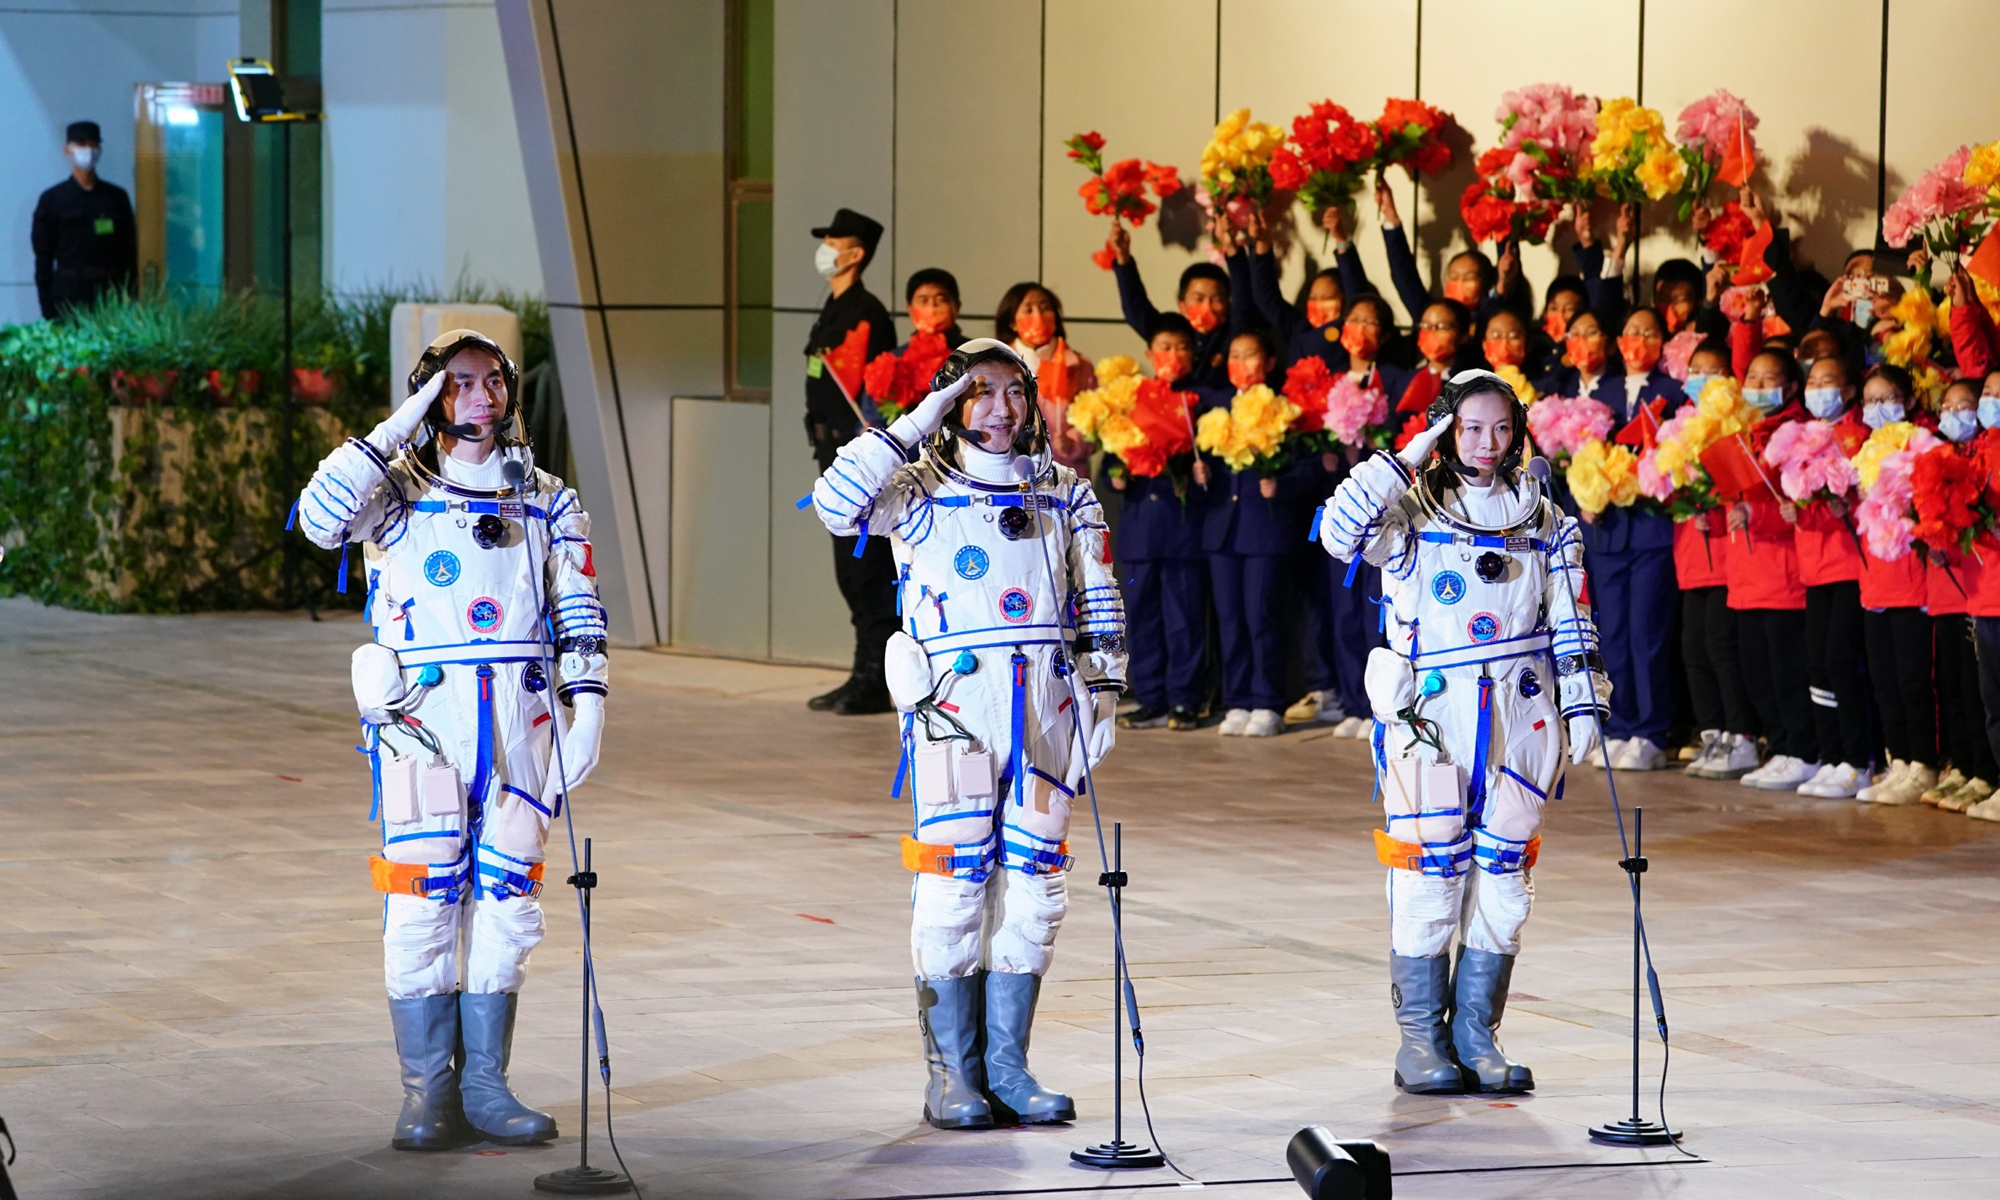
left=1397, top=412, right=1454, bottom=470
left=888, top=372, right=975, bottom=448
left=1567, top=713, right=1600, bottom=765
left=367, top=370, right=447, bottom=454
left=1076, top=690, right=1117, bottom=769
left=543, top=693, right=605, bottom=803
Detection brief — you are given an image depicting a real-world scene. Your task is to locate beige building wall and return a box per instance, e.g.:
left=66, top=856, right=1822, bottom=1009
left=504, top=0, right=2000, bottom=658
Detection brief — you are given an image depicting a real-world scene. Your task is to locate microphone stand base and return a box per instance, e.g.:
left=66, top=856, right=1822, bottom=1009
left=1588, top=1117, right=1681, bottom=1146
left=533, top=1164, right=634, bottom=1194
left=1071, top=1140, right=1164, bottom=1169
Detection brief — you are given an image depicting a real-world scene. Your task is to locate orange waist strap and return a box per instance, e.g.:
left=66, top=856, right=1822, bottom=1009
left=1373, top=829, right=1538, bottom=872
left=369, top=854, right=493, bottom=898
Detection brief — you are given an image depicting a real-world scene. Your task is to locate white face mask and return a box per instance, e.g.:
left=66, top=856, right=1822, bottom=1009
left=1862, top=400, right=1904, bottom=430
left=1743, top=386, right=1785, bottom=414
left=1940, top=410, right=1979, bottom=443
left=814, top=243, right=844, bottom=279
left=1980, top=396, right=2000, bottom=430
left=1682, top=372, right=1717, bottom=397
left=68, top=145, right=98, bottom=171
left=1804, top=386, right=1846, bottom=420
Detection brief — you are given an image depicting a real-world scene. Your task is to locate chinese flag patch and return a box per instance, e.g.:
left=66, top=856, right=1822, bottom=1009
left=581, top=543, right=596, bottom=577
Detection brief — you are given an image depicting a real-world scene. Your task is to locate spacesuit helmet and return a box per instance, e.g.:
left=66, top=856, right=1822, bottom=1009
left=1425, top=368, right=1528, bottom=485
left=409, top=328, right=525, bottom=446
left=929, top=337, right=1046, bottom=458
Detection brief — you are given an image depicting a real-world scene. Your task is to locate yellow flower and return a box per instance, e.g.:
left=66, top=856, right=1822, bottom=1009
left=1067, top=372, right=1139, bottom=442
left=1195, top=386, right=1299, bottom=471
left=1637, top=145, right=1687, bottom=201
left=1911, top=364, right=1947, bottom=409
left=1097, top=411, right=1145, bottom=458
left=1965, top=139, right=2000, bottom=191
left=1623, top=105, right=1665, bottom=139
left=1879, top=287, right=1936, bottom=367
left=1214, top=108, right=1249, bottom=145
left=1853, top=422, right=1917, bottom=492
left=1493, top=364, right=1537, bottom=406
left=1568, top=439, right=1640, bottom=513
left=1095, top=355, right=1140, bottom=384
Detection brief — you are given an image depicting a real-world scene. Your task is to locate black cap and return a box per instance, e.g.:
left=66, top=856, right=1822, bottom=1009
left=811, top=207, right=883, bottom=255
left=66, top=121, right=102, bottom=145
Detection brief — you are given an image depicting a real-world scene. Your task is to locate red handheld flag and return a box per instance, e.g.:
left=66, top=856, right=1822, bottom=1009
left=1613, top=397, right=1667, bottom=451
left=823, top=322, right=872, bottom=417
left=1698, top=432, right=1775, bottom=503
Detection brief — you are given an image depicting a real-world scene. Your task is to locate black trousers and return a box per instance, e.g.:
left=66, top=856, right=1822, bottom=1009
left=1681, top=585, right=1755, bottom=738
left=1974, top=618, right=2000, bottom=776
left=1736, top=607, right=1815, bottom=761
left=1934, top=615, right=1996, bottom=779
left=1862, top=606, right=1936, bottom=766
left=1804, top=583, right=1873, bottom=769
left=832, top=533, right=899, bottom=680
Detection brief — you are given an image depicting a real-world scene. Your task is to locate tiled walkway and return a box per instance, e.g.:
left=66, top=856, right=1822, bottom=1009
left=2, top=596, right=1997, bottom=1199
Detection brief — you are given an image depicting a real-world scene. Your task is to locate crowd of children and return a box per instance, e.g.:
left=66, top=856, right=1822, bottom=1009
left=863, top=184, right=2000, bottom=820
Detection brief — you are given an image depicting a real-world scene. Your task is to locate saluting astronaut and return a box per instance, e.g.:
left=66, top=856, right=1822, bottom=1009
left=811, top=338, right=1126, bottom=1129
left=296, top=330, right=608, bottom=1150
left=1318, top=370, right=1609, bottom=1096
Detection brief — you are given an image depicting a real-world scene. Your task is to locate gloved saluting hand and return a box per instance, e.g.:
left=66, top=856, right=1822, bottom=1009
left=1398, top=412, right=1454, bottom=470
left=889, top=372, right=976, bottom=449
left=367, top=370, right=447, bottom=454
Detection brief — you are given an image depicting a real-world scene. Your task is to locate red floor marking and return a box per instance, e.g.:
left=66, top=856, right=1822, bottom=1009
left=796, top=913, right=835, bottom=924
left=276, top=774, right=302, bottom=782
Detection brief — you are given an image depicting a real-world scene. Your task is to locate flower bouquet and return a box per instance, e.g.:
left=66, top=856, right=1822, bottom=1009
left=1877, top=285, right=1938, bottom=368
left=1373, top=97, right=1453, bottom=180
left=1701, top=200, right=1756, bottom=265
left=1761, top=417, right=1860, bottom=512
left=1068, top=132, right=1182, bottom=270
left=1567, top=438, right=1642, bottom=514
left=861, top=330, right=952, bottom=424
left=1911, top=442, right=1993, bottom=558
left=1269, top=101, right=1379, bottom=220
left=1637, top=377, right=1760, bottom=517
left=1585, top=97, right=1685, bottom=205
left=1196, top=383, right=1302, bottom=474
left=1199, top=108, right=1289, bottom=235
left=1461, top=83, right=1599, bottom=244
left=1525, top=394, right=1613, bottom=466
left=1673, top=90, right=1758, bottom=221
left=1853, top=421, right=1942, bottom=560
left=1884, top=145, right=1993, bottom=269
left=1069, top=356, right=1198, bottom=479
left=1490, top=364, right=1539, bottom=406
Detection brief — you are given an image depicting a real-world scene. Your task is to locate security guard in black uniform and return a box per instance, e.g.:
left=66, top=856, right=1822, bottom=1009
left=32, top=121, right=137, bottom=320
left=804, top=208, right=898, bottom=714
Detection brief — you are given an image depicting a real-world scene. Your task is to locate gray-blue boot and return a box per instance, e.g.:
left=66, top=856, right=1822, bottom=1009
left=1452, top=947, right=1534, bottom=1093
left=1389, top=953, right=1461, bottom=1094
left=458, top=992, right=559, bottom=1144
left=918, top=975, right=994, bottom=1129
left=388, top=994, right=468, bottom=1150
left=983, top=971, right=1074, bottom=1124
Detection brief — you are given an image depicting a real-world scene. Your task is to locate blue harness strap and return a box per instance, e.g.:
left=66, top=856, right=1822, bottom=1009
left=466, top=666, right=496, bottom=823
left=795, top=493, right=813, bottom=510
left=335, top=542, right=351, bottom=594
left=892, top=712, right=914, bottom=801
left=1415, top=530, right=1549, bottom=552
left=398, top=597, right=416, bottom=642
left=412, top=498, right=549, bottom=519
left=1010, top=652, right=1028, bottom=811
left=285, top=499, right=299, bottom=531
left=852, top=518, right=870, bottom=557
left=1467, top=676, right=1495, bottom=822
left=1308, top=503, right=1326, bottom=543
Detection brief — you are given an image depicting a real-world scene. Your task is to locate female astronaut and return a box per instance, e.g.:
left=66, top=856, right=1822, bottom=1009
left=811, top=339, right=1126, bottom=1129
left=1318, top=369, right=1609, bottom=1095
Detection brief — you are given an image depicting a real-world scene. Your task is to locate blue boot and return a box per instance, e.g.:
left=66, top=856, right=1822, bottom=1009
left=918, top=975, right=994, bottom=1129
left=1452, top=948, right=1535, bottom=1094
left=982, top=972, right=1074, bottom=1124
left=458, top=992, right=558, bottom=1144
left=388, top=994, right=468, bottom=1150
left=1389, top=954, right=1461, bottom=1094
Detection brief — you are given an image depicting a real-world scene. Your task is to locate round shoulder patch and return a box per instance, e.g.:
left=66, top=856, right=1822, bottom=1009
left=424, top=550, right=461, bottom=587
left=1431, top=570, right=1466, bottom=605
left=954, top=545, right=990, bottom=580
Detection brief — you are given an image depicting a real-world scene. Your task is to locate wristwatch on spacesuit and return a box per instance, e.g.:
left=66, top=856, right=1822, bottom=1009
left=1555, top=651, right=1605, bottom=677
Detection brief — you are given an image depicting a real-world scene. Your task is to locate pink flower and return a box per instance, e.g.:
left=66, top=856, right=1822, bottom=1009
left=1526, top=394, right=1613, bottom=458
left=1762, top=419, right=1858, bottom=502
left=1660, top=330, right=1705, bottom=382
left=1883, top=145, right=1986, bottom=249
left=1675, top=90, right=1758, bottom=151
left=1325, top=373, right=1389, bottom=445
left=1637, top=448, right=1673, bottom=501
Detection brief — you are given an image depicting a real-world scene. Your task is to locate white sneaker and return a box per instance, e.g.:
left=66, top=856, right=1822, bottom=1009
left=1711, top=733, right=1762, bottom=780
left=1966, top=789, right=2000, bottom=821
left=1856, top=759, right=1906, bottom=802
left=1284, top=690, right=1344, bottom=726
left=1750, top=756, right=1821, bottom=790
left=1798, top=762, right=1863, bottom=798
left=1332, top=715, right=1370, bottom=739
left=1218, top=708, right=1250, bottom=736
left=1612, top=737, right=1668, bottom=771
left=1242, top=708, right=1283, bottom=738
left=1683, top=730, right=1723, bottom=777
left=1870, top=761, right=1936, bottom=805
left=1589, top=737, right=1626, bottom=768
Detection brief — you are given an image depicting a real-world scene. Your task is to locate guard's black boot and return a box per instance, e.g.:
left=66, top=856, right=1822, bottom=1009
left=982, top=971, right=1075, bottom=1123
left=808, top=675, right=857, bottom=711
left=458, top=992, right=559, bottom=1144
left=832, top=670, right=894, bottom=715
left=919, top=975, right=994, bottom=1129
left=1452, top=947, right=1535, bottom=1094
left=1389, top=953, right=1462, bottom=1094
left=388, top=994, right=467, bottom=1150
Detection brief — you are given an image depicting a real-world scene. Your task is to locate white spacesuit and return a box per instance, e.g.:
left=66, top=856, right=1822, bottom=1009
left=296, top=330, right=608, bottom=1150
left=812, top=339, right=1125, bottom=1130
left=1319, top=370, right=1608, bottom=1096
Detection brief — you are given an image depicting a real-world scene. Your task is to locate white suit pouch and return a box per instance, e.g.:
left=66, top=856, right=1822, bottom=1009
left=420, top=760, right=463, bottom=818
left=351, top=643, right=407, bottom=725
left=486, top=791, right=549, bottom=863
left=913, top=738, right=991, bottom=846
left=884, top=632, right=933, bottom=711
left=379, top=751, right=420, bottom=825
left=1364, top=646, right=1417, bottom=722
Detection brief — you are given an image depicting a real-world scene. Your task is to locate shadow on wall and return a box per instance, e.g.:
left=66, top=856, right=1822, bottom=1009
left=1782, top=128, right=1899, bottom=266
left=1413, top=117, right=1482, bottom=289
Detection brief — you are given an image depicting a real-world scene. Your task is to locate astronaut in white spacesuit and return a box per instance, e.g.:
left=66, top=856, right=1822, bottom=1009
left=296, top=329, right=609, bottom=1150
left=1319, top=370, right=1609, bottom=1096
left=812, top=338, right=1125, bottom=1129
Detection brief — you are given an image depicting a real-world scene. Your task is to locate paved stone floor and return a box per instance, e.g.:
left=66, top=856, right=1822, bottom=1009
left=3, top=597, right=1999, bottom=1199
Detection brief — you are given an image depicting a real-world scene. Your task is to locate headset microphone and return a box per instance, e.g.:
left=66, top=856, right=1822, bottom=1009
left=1527, top=456, right=1552, bottom=481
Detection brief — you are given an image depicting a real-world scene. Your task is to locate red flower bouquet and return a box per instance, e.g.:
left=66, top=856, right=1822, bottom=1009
left=1373, top=98, right=1452, bottom=179
left=1269, top=101, right=1379, bottom=217
left=1068, top=131, right=1181, bottom=270
left=862, top=331, right=952, bottom=423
